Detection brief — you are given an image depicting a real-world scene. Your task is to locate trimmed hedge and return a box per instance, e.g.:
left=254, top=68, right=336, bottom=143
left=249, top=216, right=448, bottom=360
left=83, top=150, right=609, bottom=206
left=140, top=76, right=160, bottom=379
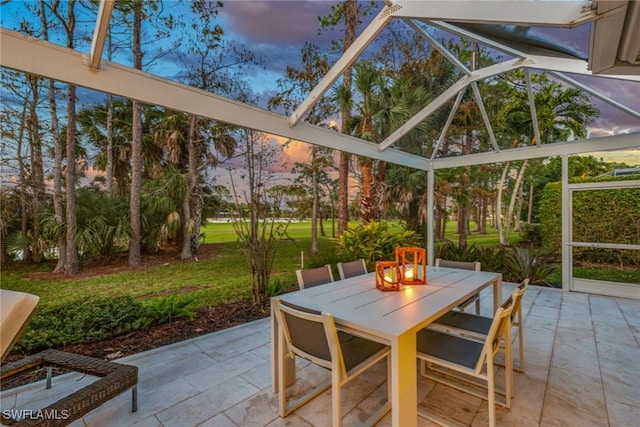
left=538, top=176, right=640, bottom=264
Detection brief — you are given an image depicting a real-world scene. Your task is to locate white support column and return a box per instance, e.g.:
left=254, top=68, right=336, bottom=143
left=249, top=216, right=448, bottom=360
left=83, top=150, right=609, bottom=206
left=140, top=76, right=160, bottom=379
left=561, top=154, right=571, bottom=292
left=427, top=167, right=435, bottom=266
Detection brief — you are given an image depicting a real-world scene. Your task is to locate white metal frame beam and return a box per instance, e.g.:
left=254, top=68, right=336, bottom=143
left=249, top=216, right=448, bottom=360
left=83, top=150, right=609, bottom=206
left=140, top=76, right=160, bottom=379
left=470, top=81, right=499, bottom=152
left=378, top=58, right=527, bottom=152
left=550, top=72, right=640, bottom=120
left=390, top=0, right=597, bottom=27
left=523, top=54, right=640, bottom=81
left=425, top=20, right=640, bottom=82
left=524, top=69, right=542, bottom=145
left=431, top=90, right=465, bottom=160
left=404, top=19, right=471, bottom=75
left=431, top=132, right=640, bottom=169
left=0, top=29, right=429, bottom=171
left=287, top=4, right=396, bottom=126
left=88, top=0, right=115, bottom=70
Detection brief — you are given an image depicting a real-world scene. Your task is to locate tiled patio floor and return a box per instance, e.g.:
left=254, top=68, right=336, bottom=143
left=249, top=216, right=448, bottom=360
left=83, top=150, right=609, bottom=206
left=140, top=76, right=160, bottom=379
left=2, top=284, right=639, bottom=426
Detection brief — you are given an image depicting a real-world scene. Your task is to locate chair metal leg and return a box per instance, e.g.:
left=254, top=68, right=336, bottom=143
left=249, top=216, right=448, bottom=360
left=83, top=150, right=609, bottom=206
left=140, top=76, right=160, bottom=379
left=46, top=366, right=52, bottom=389
left=131, top=385, right=138, bottom=412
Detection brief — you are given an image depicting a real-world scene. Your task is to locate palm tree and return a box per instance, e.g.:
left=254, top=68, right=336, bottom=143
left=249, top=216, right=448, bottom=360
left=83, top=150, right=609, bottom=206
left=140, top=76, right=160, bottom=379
left=496, top=74, right=599, bottom=243
left=153, top=110, right=236, bottom=258
left=334, top=61, right=385, bottom=223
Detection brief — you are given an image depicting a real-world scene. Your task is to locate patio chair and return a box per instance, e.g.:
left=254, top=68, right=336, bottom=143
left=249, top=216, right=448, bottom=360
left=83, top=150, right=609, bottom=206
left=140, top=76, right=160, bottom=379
left=336, top=259, right=367, bottom=280
left=416, top=295, right=516, bottom=427
left=274, top=299, right=391, bottom=427
left=431, top=279, right=529, bottom=373
left=0, top=289, right=138, bottom=427
left=295, top=264, right=334, bottom=290
left=435, top=258, right=482, bottom=314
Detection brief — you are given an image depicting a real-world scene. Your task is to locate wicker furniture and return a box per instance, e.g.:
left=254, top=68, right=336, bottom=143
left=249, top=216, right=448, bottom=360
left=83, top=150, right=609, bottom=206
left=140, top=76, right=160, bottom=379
left=0, top=290, right=138, bottom=427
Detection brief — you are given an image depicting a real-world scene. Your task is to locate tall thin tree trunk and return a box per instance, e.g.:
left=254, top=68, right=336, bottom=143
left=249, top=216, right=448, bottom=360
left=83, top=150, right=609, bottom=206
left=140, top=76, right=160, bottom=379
left=39, top=0, right=66, bottom=271
left=505, top=160, right=528, bottom=240
left=338, top=0, right=357, bottom=235
left=106, top=94, right=114, bottom=194
left=15, top=92, right=29, bottom=260
left=374, top=160, right=387, bottom=221
left=480, top=194, right=488, bottom=234
left=360, top=159, right=375, bottom=223
left=27, top=75, right=45, bottom=263
left=514, top=182, right=525, bottom=232
left=64, top=82, right=79, bottom=274
left=49, top=76, right=66, bottom=271
left=129, top=3, right=143, bottom=266
left=61, top=0, right=78, bottom=274
left=497, top=161, right=510, bottom=245
left=181, top=114, right=199, bottom=260
left=310, top=147, right=319, bottom=254
left=106, top=31, right=115, bottom=195
left=527, top=182, right=534, bottom=223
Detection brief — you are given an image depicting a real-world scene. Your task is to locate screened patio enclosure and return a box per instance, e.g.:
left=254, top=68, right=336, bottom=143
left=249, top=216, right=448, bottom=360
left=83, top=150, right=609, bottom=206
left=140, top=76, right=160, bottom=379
left=1, top=0, right=639, bottom=297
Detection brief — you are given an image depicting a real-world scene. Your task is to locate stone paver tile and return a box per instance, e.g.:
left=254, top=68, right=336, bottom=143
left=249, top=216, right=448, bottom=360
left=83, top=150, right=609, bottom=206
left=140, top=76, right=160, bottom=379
left=138, top=351, right=216, bottom=390
left=83, top=377, right=198, bottom=426
left=419, top=382, right=482, bottom=426
left=198, top=412, right=237, bottom=427
left=225, top=387, right=280, bottom=427
left=541, top=366, right=607, bottom=427
left=156, top=376, right=259, bottom=426
left=184, top=351, right=266, bottom=392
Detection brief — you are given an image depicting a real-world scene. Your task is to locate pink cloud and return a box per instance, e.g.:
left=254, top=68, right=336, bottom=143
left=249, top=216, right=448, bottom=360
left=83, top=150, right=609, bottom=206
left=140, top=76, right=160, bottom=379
left=221, top=1, right=336, bottom=44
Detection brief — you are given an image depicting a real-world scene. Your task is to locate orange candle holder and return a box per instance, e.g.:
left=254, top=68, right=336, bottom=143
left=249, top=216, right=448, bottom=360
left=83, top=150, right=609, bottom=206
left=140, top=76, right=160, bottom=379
left=375, top=261, right=401, bottom=291
left=396, top=246, right=427, bottom=285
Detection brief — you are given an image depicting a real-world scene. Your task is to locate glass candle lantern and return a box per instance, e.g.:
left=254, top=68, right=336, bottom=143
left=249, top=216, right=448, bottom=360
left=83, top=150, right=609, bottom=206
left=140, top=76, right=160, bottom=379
left=375, top=261, right=401, bottom=291
left=396, top=246, right=427, bottom=285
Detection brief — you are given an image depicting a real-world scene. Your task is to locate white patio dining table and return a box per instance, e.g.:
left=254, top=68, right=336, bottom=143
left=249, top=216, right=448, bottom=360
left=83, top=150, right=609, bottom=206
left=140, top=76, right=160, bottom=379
left=271, top=266, right=502, bottom=427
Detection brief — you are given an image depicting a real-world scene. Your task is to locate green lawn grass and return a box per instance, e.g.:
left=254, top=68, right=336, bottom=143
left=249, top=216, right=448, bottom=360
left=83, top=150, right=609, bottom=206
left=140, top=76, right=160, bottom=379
left=3, top=220, right=636, bottom=312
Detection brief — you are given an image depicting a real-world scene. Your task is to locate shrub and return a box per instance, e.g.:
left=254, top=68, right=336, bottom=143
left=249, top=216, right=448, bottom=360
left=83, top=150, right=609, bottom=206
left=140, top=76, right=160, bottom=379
left=503, top=246, right=555, bottom=285
left=436, top=243, right=555, bottom=286
left=15, top=296, right=152, bottom=353
left=148, top=291, right=195, bottom=324
left=339, top=221, right=418, bottom=270
left=266, top=278, right=288, bottom=296
left=520, top=223, right=542, bottom=245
